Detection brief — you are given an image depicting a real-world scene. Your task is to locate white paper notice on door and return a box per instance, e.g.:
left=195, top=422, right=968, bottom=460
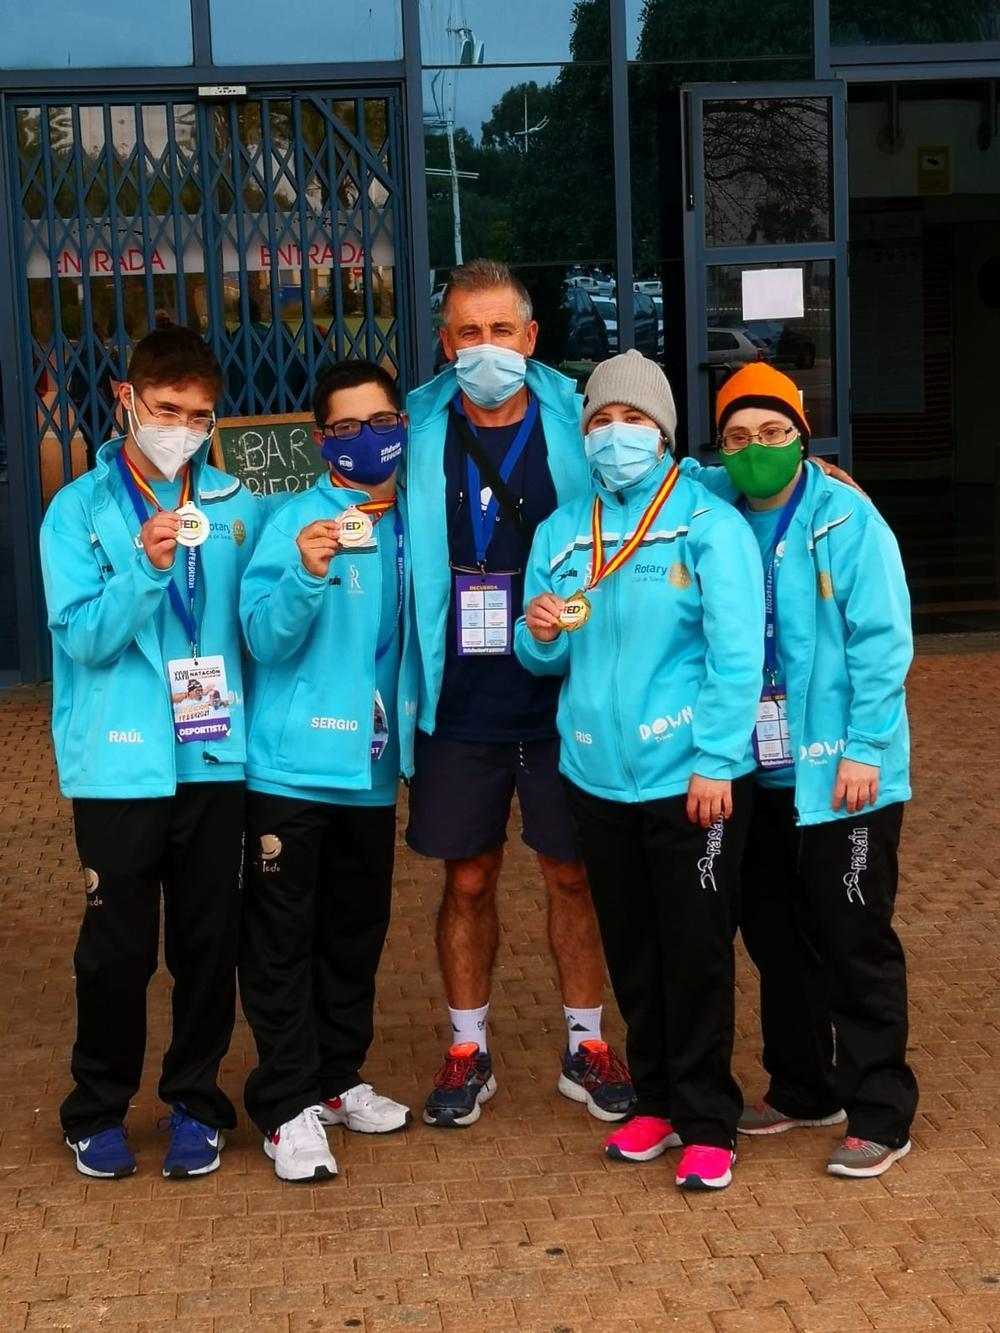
left=741, top=268, right=805, bottom=322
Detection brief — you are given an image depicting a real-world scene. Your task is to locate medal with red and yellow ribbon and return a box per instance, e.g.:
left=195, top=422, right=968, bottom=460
left=558, top=461, right=681, bottom=631
left=329, top=473, right=396, bottom=547
left=120, top=450, right=208, bottom=547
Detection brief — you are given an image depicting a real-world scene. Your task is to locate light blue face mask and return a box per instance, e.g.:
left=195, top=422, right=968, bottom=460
left=454, top=343, right=527, bottom=409
left=584, top=421, right=665, bottom=491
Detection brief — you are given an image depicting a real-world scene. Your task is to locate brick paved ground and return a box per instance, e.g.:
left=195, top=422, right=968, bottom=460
left=1, top=642, right=999, bottom=1333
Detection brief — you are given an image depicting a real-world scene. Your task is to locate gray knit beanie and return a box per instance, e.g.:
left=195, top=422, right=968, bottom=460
left=581, top=349, right=677, bottom=445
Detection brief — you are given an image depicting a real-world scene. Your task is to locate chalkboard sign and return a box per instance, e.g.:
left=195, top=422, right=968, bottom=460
left=210, top=413, right=320, bottom=498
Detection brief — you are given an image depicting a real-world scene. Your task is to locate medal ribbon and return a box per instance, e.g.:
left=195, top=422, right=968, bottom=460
left=120, top=447, right=192, bottom=510
left=586, top=461, right=680, bottom=592
left=329, top=472, right=396, bottom=525
left=738, top=467, right=807, bottom=684
left=115, top=448, right=200, bottom=653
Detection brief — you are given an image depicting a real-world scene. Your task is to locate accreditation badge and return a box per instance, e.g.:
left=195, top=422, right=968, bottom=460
left=558, top=591, right=591, bottom=632
left=752, top=684, right=793, bottom=770
left=454, top=572, right=513, bottom=656
left=174, top=502, right=210, bottom=547
left=371, top=688, right=390, bottom=762
left=167, top=655, right=232, bottom=744
left=338, top=507, right=374, bottom=547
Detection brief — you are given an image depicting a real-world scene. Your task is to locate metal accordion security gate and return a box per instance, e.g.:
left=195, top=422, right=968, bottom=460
left=7, top=87, right=408, bottom=505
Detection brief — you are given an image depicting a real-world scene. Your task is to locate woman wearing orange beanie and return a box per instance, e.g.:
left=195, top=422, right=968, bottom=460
left=713, top=363, right=918, bottom=1179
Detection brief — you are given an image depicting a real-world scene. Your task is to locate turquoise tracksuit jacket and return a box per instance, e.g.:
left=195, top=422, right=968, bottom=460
left=404, top=359, right=592, bottom=735
left=240, top=472, right=419, bottom=792
left=681, top=459, right=913, bottom=825
left=40, top=436, right=260, bottom=799
left=514, top=457, right=766, bottom=804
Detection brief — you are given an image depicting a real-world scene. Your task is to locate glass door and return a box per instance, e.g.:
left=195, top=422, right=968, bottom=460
left=682, top=83, right=850, bottom=464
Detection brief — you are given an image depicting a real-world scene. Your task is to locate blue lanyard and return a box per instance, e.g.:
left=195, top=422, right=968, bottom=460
left=374, top=507, right=404, bottom=663
left=116, top=450, right=200, bottom=653
left=739, top=469, right=807, bottom=684
left=455, top=390, right=539, bottom=568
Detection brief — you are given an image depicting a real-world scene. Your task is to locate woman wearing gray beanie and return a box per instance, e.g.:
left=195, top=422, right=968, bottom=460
left=514, top=351, right=765, bottom=1191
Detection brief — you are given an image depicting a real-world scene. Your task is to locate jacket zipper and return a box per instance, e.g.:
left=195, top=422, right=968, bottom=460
left=608, top=492, right=639, bottom=799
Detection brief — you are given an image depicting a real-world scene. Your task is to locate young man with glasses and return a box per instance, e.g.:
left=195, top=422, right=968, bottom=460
left=238, top=360, right=418, bottom=1181
left=712, top=363, right=917, bottom=1179
left=40, top=326, right=259, bottom=1180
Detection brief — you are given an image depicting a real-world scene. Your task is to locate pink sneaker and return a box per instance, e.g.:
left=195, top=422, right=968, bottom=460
left=604, top=1115, right=681, bottom=1162
left=675, top=1144, right=735, bottom=1190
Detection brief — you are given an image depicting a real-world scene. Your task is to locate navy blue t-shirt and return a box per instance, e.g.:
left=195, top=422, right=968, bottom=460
left=434, top=397, right=562, bottom=742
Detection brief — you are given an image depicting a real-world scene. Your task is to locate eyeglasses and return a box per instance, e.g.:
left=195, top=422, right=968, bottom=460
left=132, top=387, right=216, bottom=435
left=321, top=411, right=403, bottom=441
left=719, top=423, right=798, bottom=454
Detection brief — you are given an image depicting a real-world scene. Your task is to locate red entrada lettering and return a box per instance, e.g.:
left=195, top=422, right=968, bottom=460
left=55, top=247, right=167, bottom=277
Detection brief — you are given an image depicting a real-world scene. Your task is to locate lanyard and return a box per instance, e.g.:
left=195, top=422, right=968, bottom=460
left=375, top=507, right=404, bottom=663
left=116, top=449, right=200, bottom=653
left=456, top=391, right=539, bottom=569
left=586, top=461, right=680, bottom=592
left=739, top=469, right=807, bottom=684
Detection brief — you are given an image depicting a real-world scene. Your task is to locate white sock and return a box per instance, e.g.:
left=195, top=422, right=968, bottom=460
left=448, top=1003, right=490, bottom=1052
left=564, top=1005, right=603, bottom=1055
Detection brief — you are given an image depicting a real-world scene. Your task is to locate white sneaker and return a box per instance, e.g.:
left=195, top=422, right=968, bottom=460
left=263, top=1106, right=337, bottom=1182
left=318, top=1083, right=411, bottom=1134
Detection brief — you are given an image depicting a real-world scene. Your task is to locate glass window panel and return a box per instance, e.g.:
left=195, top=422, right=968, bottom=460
left=706, top=260, right=836, bottom=440
left=210, top=0, right=402, bottom=64
left=627, top=0, right=811, bottom=63
left=1, top=1, right=192, bottom=68
left=702, top=98, right=832, bottom=248
left=423, top=62, right=614, bottom=273
left=832, top=0, right=1000, bottom=47
left=419, top=0, right=605, bottom=66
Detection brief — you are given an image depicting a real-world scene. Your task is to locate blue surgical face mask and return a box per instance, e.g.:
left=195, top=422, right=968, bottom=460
left=321, top=422, right=405, bottom=485
left=584, top=421, right=665, bottom=491
left=454, top=343, right=527, bottom=409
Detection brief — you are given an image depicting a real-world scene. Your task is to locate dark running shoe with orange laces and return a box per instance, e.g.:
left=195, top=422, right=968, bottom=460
left=558, top=1039, right=636, bottom=1121
left=422, top=1042, right=497, bottom=1128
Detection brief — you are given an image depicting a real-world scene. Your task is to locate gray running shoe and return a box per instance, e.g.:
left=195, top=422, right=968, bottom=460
left=738, top=1099, right=847, bottom=1136
left=827, top=1137, right=911, bottom=1178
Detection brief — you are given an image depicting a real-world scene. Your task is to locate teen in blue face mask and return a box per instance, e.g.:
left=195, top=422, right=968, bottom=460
left=239, top=360, right=419, bottom=1183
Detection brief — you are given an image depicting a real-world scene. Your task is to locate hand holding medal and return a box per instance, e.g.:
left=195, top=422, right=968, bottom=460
left=297, top=520, right=343, bottom=578
left=525, top=592, right=567, bottom=642
left=139, top=510, right=182, bottom=571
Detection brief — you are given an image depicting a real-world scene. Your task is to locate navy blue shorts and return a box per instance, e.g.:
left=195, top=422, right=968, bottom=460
left=405, top=731, right=582, bottom=864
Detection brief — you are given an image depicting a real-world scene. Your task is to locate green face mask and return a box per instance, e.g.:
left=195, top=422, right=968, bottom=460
left=721, top=437, right=803, bottom=500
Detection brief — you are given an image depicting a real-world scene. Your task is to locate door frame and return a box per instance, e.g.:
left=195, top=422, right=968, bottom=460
left=682, top=80, right=851, bottom=465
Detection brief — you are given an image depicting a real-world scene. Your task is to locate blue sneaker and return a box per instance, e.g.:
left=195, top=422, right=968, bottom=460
left=422, top=1042, right=497, bottom=1128
left=159, top=1108, right=224, bottom=1179
left=558, top=1040, right=636, bottom=1122
left=66, top=1125, right=136, bottom=1179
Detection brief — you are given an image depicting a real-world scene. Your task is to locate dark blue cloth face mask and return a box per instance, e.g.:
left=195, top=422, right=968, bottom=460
left=321, top=423, right=405, bottom=485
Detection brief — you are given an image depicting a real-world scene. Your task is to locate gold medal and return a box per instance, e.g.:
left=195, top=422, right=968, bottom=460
left=174, top=502, right=209, bottom=548
left=558, top=591, right=591, bottom=632
left=338, top=507, right=374, bottom=547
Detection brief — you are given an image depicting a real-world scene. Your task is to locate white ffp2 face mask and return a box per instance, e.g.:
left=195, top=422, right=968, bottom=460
left=127, top=387, right=208, bottom=481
